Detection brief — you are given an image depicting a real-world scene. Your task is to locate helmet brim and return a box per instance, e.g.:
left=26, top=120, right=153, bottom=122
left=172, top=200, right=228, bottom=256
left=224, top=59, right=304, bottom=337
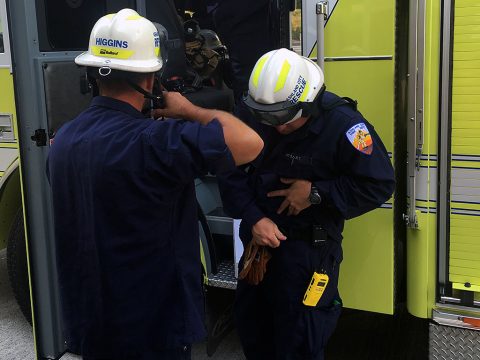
left=243, top=93, right=299, bottom=112
left=243, top=85, right=326, bottom=126
left=75, top=52, right=163, bottom=73
left=243, top=93, right=304, bottom=126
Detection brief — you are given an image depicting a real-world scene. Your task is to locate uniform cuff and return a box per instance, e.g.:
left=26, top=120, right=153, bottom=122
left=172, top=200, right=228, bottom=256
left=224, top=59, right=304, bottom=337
left=241, top=204, right=266, bottom=229
left=208, top=148, right=237, bottom=175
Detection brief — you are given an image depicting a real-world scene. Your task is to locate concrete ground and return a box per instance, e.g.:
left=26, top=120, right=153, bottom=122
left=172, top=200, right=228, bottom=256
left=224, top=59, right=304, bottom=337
left=1, top=248, right=36, bottom=359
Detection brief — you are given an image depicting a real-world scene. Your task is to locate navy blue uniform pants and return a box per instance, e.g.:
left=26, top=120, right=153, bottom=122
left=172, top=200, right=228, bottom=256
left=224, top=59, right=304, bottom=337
left=235, top=239, right=342, bottom=360
left=82, top=345, right=191, bottom=360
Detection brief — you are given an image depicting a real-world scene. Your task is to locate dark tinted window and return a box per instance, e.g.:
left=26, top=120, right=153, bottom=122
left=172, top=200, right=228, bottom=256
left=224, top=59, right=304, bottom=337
left=0, top=18, right=4, bottom=53
left=37, top=0, right=136, bottom=51
left=44, top=0, right=106, bottom=50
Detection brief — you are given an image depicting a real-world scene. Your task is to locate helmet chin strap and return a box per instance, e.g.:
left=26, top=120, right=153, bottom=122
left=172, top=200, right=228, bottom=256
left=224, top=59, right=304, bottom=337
left=126, top=77, right=165, bottom=110
left=86, top=66, right=165, bottom=110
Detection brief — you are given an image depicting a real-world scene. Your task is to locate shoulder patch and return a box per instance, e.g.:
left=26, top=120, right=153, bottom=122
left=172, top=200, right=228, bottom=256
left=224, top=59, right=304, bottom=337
left=346, top=123, right=373, bottom=155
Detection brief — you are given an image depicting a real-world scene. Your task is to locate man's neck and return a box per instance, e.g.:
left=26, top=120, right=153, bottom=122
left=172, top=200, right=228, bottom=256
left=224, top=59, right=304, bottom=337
left=100, top=92, right=145, bottom=112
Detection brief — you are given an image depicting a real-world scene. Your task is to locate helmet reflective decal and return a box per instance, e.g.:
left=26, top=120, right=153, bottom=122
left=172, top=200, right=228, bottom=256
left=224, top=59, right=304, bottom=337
left=286, top=76, right=307, bottom=104
left=346, top=123, right=373, bottom=155
left=153, top=31, right=160, bottom=57
left=274, top=60, right=291, bottom=93
left=298, top=81, right=310, bottom=102
left=252, top=55, right=269, bottom=88
left=91, top=46, right=134, bottom=59
left=126, top=14, right=142, bottom=20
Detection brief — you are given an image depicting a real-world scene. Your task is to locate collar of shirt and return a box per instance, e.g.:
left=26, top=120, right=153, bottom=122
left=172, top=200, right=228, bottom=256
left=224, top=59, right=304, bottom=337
left=306, top=110, right=325, bottom=135
left=90, top=96, right=147, bottom=119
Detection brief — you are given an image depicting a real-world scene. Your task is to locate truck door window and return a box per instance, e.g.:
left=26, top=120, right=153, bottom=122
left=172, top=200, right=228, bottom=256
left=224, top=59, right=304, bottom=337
left=0, top=22, right=4, bottom=53
left=291, top=0, right=302, bottom=55
left=0, top=0, right=11, bottom=67
left=36, top=0, right=136, bottom=52
left=39, top=0, right=106, bottom=51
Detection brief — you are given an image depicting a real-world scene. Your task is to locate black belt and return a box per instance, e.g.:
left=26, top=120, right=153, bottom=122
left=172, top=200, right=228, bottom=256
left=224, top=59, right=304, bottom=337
left=279, top=224, right=329, bottom=248
left=279, top=225, right=312, bottom=241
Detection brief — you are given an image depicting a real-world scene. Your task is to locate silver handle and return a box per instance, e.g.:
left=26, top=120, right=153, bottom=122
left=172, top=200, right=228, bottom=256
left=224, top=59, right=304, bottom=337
left=316, top=2, right=328, bottom=71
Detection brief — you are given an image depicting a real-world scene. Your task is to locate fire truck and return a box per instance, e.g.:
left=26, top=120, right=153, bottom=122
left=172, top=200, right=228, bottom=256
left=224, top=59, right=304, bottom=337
left=0, top=0, right=479, bottom=359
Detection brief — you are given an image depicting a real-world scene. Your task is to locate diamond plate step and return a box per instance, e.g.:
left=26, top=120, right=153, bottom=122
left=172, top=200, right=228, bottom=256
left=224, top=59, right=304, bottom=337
left=429, top=322, right=480, bottom=360
left=208, top=261, right=237, bottom=289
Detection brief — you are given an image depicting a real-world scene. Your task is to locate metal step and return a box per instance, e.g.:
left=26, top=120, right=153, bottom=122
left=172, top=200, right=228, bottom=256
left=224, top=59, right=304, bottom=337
left=429, top=322, right=480, bottom=359
left=208, top=261, right=237, bottom=289
left=206, top=207, right=233, bottom=236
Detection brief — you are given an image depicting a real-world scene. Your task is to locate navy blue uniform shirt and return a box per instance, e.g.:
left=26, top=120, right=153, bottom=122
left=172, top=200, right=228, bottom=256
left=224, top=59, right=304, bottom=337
left=218, top=91, right=395, bottom=243
left=47, top=96, right=235, bottom=357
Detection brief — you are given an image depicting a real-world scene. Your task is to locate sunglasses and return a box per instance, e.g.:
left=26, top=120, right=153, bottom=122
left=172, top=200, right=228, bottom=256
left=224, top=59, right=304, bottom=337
left=243, top=85, right=324, bottom=127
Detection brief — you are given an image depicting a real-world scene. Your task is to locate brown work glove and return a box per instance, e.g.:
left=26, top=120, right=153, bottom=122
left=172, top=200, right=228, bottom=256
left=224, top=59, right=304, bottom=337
left=238, top=241, right=272, bottom=285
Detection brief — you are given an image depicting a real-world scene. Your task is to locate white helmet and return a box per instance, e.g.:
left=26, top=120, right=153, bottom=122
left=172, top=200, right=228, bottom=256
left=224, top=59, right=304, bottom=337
left=244, top=48, right=325, bottom=126
left=75, top=9, right=162, bottom=74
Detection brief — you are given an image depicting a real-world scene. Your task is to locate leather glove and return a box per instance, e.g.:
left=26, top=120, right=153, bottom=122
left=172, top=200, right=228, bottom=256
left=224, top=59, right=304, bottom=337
left=238, top=240, right=272, bottom=285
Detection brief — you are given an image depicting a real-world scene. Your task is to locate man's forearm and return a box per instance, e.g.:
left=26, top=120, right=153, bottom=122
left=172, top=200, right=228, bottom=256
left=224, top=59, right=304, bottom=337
left=186, top=106, right=264, bottom=166
left=184, top=105, right=232, bottom=126
left=153, top=92, right=263, bottom=166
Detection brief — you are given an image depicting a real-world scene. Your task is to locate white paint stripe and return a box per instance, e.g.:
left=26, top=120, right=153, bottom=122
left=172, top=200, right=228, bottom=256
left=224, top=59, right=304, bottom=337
left=420, top=154, right=438, bottom=161
left=417, top=206, right=437, bottom=214
left=0, top=148, right=18, bottom=172
left=452, top=168, right=480, bottom=180
left=323, top=55, right=393, bottom=61
left=451, top=190, right=480, bottom=201
left=452, top=155, right=480, bottom=162
left=451, top=208, right=480, bottom=216
left=405, top=158, right=480, bottom=204
left=451, top=178, right=480, bottom=187
left=412, top=167, right=437, bottom=202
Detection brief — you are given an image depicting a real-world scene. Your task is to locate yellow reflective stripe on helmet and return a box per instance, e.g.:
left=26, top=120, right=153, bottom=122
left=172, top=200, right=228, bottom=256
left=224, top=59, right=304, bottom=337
left=105, top=14, right=115, bottom=19
left=91, top=46, right=134, bottom=59
left=252, top=55, right=269, bottom=88
left=274, top=60, right=291, bottom=93
left=155, top=47, right=160, bottom=57
left=126, top=14, right=143, bottom=20
left=298, top=82, right=310, bottom=102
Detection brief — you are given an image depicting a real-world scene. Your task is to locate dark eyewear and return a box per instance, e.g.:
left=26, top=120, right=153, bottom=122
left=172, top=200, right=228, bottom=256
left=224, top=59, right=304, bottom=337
left=243, top=85, right=325, bottom=126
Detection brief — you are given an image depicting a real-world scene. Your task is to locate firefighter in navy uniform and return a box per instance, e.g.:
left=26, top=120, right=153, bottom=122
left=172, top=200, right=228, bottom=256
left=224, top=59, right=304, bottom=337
left=218, top=48, right=395, bottom=360
left=208, top=0, right=275, bottom=101
left=46, top=9, right=263, bottom=360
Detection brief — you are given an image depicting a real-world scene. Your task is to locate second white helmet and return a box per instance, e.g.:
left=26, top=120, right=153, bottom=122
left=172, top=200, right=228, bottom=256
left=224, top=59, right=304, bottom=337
left=248, top=48, right=324, bottom=105
left=243, top=48, right=325, bottom=126
left=75, top=9, right=163, bottom=74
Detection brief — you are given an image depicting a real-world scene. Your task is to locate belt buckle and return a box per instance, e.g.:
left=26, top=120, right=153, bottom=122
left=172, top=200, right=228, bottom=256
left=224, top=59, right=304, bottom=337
left=312, top=225, right=328, bottom=248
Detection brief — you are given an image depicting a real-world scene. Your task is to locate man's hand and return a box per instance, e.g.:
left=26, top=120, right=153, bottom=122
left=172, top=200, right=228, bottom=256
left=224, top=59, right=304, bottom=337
left=267, top=178, right=311, bottom=216
left=252, top=217, right=287, bottom=248
left=152, top=91, right=197, bottom=120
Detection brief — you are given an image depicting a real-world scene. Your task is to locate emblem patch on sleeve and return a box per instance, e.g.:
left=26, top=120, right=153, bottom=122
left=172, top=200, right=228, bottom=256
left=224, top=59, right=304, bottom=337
left=346, top=123, right=373, bottom=155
